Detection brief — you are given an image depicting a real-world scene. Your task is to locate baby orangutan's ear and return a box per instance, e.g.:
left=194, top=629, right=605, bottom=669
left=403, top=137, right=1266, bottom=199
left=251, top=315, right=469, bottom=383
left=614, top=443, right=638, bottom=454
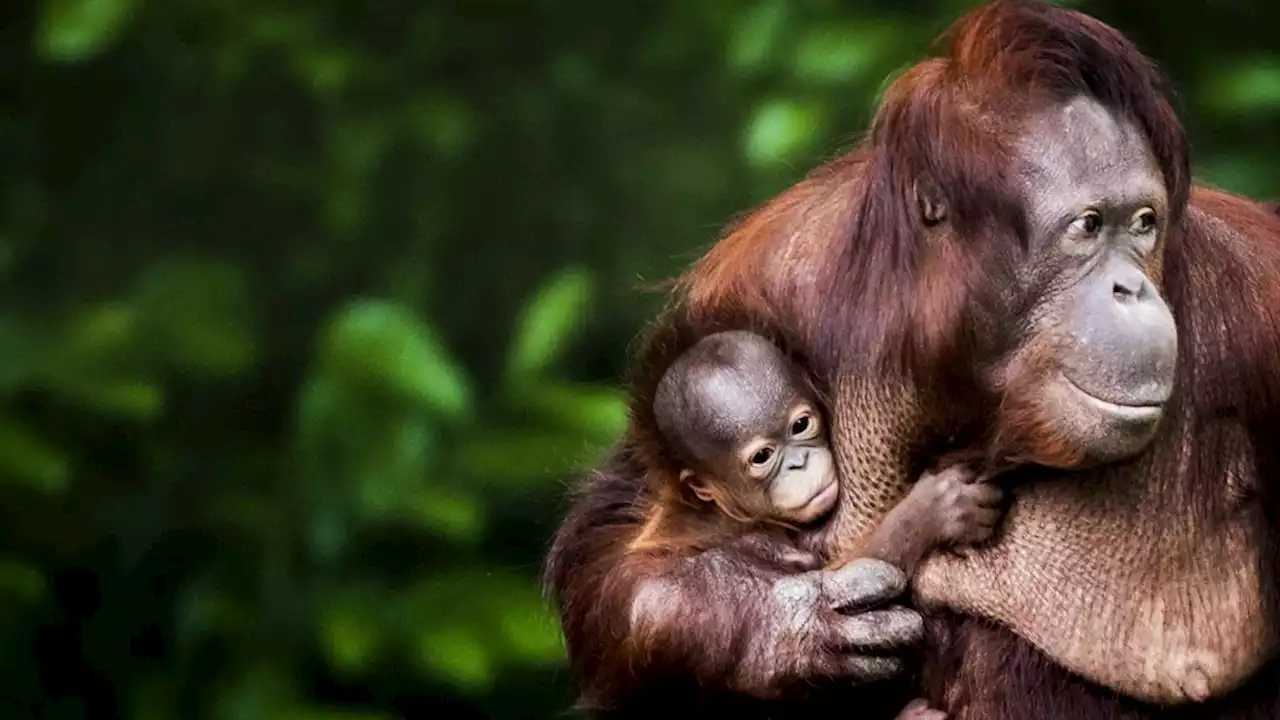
left=681, top=469, right=718, bottom=504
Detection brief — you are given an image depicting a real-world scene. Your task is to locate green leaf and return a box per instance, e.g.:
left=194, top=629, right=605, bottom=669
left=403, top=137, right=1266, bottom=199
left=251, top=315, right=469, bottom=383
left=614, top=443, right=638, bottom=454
left=516, top=381, right=628, bottom=445
left=742, top=98, right=826, bottom=169
left=415, top=626, right=493, bottom=692
left=505, top=267, right=594, bottom=381
left=50, top=377, right=163, bottom=421
left=308, top=498, right=348, bottom=563
left=320, top=599, right=383, bottom=674
left=791, top=22, right=895, bottom=84
left=323, top=116, right=390, bottom=235
left=36, top=304, right=164, bottom=419
left=214, top=667, right=297, bottom=720
left=330, top=114, right=388, bottom=176
left=292, top=375, right=357, bottom=471
left=726, top=0, right=789, bottom=74
left=0, top=316, right=45, bottom=394
left=38, top=0, right=140, bottom=63
left=1205, top=61, right=1280, bottom=116
left=0, top=418, right=70, bottom=494
left=550, top=53, right=594, bottom=93
left=353, top=413, right=437, bottom=517
left=499, top=600, right=565, bottom=665
left=291, top=377, right=450, bottom=547
left=176, top=581, right=249, bottom=650
left=295, top=48, right=356, bottom=100
left=1195, top=155, right=1278, bottom=197
left=410, top=96, right=477, bottom=160
left=401, top=570, right=561, bottom=685
left=0, top=559, right=45, bottom=603
left=61, top=302, right=138, bottom=363
left=452, top=431, right=603, bottom=487
left=320, top=299, right=472, bottom=420
left=133, top=260, right=257, bottom=378
left=131, top=676, right=177, bottom=720
left=282, top=710, right=394, bottom=720
left=406, top=485, right=485, bottom=543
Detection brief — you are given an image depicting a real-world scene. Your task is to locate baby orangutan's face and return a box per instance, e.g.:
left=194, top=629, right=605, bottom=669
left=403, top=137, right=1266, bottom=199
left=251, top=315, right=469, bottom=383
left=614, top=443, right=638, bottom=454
left=657, top=331, right=839, bottom=526
left=684, top=397, right=836, bottom=526
left=733, top=400, right=837, bottom=524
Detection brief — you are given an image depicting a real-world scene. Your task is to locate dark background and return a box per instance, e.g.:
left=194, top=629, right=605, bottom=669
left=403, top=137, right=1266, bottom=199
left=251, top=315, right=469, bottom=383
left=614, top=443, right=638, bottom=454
left=1, top=0, right=1278, bottom=717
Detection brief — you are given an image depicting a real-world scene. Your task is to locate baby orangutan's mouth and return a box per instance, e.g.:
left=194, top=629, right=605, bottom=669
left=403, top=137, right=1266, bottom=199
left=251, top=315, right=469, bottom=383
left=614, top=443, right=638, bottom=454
left=794, top=481, right=839, bottom=525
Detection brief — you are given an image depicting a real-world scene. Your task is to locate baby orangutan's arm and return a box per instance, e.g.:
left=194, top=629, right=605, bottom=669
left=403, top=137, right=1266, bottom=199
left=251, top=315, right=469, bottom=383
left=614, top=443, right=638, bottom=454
left=851, top=465, right=1003, bottom=578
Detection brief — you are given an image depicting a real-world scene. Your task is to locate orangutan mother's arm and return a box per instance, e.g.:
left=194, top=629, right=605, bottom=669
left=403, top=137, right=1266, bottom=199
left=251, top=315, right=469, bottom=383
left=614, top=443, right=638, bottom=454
left=543, top=450, right=927, bottom=708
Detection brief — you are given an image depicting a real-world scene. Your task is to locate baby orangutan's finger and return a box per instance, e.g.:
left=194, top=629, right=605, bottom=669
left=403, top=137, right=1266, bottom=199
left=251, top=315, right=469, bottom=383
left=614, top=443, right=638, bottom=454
left=969, top=481, right=1004, bottom=507
left=894, top=698, right=948, bottom=720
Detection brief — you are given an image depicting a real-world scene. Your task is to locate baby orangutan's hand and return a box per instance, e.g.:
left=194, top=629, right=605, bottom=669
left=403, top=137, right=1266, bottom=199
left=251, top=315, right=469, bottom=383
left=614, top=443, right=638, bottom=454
left=916, top=465, right=1003, bottom=548
left=836, top=463, right=1005, bottom=582
left=894, top=698, right=948, bottom=719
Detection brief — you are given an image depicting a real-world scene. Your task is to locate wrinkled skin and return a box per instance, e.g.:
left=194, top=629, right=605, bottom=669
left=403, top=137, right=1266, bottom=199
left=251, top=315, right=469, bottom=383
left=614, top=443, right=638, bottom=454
left=987, top=96, right=1179, bottom=467
left=697, top=556, right=924, bottom=694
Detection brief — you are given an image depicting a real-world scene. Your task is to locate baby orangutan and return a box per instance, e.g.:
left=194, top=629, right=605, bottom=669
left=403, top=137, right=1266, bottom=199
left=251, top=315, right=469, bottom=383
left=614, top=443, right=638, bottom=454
left=642, top=331, right=1002, bottom=718
left=649, top=330, right=1004, bottom=579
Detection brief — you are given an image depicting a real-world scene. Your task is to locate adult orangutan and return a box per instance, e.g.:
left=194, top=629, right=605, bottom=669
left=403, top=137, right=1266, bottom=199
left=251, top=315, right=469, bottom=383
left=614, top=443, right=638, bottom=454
left=545, top=1, right=1280, bottom=718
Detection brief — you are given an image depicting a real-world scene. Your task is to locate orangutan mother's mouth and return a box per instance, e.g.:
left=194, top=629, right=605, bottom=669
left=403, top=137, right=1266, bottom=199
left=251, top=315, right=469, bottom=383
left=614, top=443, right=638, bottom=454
left=1060, top=374, right=1164, bottom=423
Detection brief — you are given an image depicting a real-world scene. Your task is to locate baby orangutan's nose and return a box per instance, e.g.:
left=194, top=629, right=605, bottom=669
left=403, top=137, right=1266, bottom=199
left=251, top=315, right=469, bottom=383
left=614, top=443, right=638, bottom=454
left=785, top=447, right=809, bottom=471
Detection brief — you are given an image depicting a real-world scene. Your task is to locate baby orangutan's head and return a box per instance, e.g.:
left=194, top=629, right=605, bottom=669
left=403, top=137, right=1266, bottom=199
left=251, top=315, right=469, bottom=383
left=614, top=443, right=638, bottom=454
left=654, top=331, right=837, bottom=526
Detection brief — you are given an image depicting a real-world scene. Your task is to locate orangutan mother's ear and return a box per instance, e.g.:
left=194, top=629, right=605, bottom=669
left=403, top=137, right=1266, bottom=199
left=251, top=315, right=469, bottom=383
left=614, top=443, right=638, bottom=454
left=916, top=177, right=947, bottom=227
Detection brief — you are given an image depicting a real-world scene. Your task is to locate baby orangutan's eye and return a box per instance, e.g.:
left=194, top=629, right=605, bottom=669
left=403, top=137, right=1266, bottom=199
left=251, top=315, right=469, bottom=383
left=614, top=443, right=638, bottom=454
left=750, top=446, right=775, bottom=466
left=790, top=415, right=810, bottom=436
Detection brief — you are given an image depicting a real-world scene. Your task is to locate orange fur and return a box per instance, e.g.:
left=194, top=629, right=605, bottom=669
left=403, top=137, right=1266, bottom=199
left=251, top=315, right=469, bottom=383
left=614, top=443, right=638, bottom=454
left=541, top=3, right=1280, bottom=718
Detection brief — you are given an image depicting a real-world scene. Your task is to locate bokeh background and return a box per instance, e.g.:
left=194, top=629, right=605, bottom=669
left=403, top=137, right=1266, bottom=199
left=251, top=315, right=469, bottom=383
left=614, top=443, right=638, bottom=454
left=3, top=0, right=1279, bottom=717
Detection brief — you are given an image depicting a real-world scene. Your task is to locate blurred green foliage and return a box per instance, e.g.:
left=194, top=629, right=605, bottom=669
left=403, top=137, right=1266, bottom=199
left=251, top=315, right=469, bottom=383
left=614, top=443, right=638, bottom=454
left=2, top=0, right=1279, bottom=717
